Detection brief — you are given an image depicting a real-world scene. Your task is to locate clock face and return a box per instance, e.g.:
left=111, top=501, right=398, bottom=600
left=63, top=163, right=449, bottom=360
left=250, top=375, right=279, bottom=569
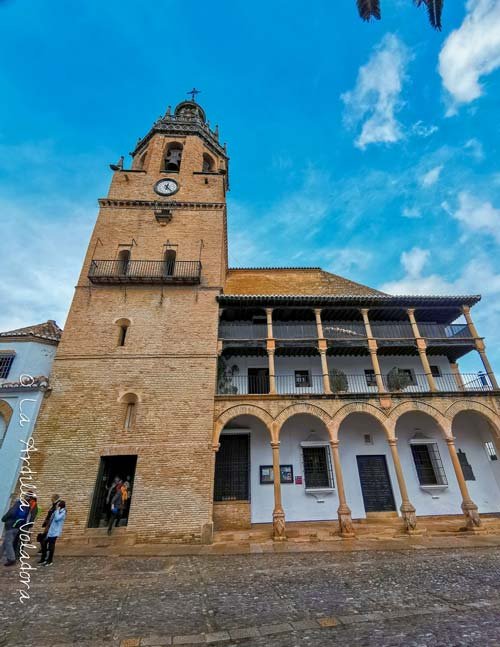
left=154, top=178, right=179, bottom=196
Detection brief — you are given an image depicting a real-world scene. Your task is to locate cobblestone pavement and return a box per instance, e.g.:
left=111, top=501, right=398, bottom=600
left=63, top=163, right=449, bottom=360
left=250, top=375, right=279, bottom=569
left=1, top=547, right=500, bottom=646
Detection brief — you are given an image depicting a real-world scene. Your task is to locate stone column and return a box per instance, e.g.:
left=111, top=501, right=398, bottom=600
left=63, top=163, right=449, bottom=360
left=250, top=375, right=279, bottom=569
left=387, top=438, right=418, bottom=533
left=315, top=309, right=331, bottom=394
left=271, top=440, right=286, bottom=540
left=446, top=437, right=482, bottom=531
left=450, top=362, right=465, bottom=391
left=407, top=308, right=437, bottom=392
left=360, top=309, right=385, bottom=394
left=462, top=305, right=499, bottom=389
left=329, top=440, right=355, bottom=537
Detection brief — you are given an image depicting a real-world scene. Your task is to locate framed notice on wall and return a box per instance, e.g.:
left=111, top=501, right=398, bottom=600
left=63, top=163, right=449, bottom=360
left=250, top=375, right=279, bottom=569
left=259, top=465, right=294, bottom=484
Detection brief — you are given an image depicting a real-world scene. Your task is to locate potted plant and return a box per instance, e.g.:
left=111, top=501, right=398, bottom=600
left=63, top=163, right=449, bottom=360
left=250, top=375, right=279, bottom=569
left=217, top=357, right=238, bottom=395
left=387, top=367, right=412, bottom=391
left=329, top=368, right=348, bottom=393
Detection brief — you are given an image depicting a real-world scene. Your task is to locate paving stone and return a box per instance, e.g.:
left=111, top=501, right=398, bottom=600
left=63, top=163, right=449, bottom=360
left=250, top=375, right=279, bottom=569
left=204, top=631, right=230, bottom=643
left=141, top=638, right=172, bottom=646
left=172, top=634, right=206, bottom=645
left=258, top=623, right=293, bottom=636
left=290, top=619, right=320, bottom=631
left=121, top=640, right=141, bottom=647
left=317, top=617, right=338, bottom=628
left=228, top=627, right=259, bottom=639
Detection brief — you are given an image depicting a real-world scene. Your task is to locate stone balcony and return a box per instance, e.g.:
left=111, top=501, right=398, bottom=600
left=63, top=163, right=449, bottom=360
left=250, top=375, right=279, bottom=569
left=88, top=259, right=202, bottom=284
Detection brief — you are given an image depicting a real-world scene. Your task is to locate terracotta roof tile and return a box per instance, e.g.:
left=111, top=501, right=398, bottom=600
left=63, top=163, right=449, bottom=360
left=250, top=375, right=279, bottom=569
left=0, top=320, right=63, bottom=343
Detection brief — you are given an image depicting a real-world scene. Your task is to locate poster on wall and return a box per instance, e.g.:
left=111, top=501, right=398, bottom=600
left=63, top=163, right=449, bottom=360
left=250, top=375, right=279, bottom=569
left=259, top=465, right=294, bottom=484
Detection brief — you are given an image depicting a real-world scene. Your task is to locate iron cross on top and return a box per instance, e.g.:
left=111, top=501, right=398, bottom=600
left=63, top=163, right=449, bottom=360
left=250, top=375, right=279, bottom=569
left=187, top=88, right=200, bottom=102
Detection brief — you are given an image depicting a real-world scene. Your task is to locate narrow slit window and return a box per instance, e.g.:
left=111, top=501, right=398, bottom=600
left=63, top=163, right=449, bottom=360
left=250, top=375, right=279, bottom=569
left=124, top=402, right=136, bottom=431
left=118, top=325, right=128, bottom=346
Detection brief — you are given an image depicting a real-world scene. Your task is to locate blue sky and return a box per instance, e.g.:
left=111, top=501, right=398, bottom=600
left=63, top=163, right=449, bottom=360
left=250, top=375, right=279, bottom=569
left=1, top=0, right=499, bottom=373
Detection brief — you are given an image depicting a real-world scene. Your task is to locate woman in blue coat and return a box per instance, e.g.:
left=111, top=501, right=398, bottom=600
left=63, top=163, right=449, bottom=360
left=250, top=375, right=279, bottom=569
left=40, top=500, right=66, bottom=566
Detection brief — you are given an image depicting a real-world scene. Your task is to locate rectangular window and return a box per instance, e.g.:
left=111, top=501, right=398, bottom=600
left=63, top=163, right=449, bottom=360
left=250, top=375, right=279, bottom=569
left=411, top=443, right=448, bottom=486
left=0, top=355, right=14, bottom=379
left=457, top=449, right=475, bottom=481
left=364, top=369, right=377, bottom=387
left=214, top=434, right=250, bottom=501
left=295, top=370, right=311, bottom=388
left=485, top=441, right=498, bottom=461
left=430, top=365, right=441, bottom=377
left=400, top=369, right=417, bottom=386
left=302, top=446, right=334, bottom=489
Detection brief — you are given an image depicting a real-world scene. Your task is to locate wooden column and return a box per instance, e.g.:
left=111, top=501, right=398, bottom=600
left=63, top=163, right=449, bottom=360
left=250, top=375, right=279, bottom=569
left=329, top=441, right=355, bottom=537
left=267, top=347, right=276, bottom=394
left=407, top=308, right=437, bottom=392
left=266, top=308, right=276, bottom=394
left=360, top=309, right=385, bottom=393
left=446, top=437, right=482, bottom=531
left=450, top=362, right=465, bottom=391
left=462, top=305, right=499, bottom=389
left=271, top=440, right=286, bottom=540
left=314, top=308, right=324, bottom=339
left=387, top=438, right=418, bottom=533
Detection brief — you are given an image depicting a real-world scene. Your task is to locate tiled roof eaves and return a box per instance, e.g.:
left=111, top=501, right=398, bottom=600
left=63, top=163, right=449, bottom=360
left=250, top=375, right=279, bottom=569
left=217, top=294, right=481, bottom=306
left=228, top=267, right=322, bottom=271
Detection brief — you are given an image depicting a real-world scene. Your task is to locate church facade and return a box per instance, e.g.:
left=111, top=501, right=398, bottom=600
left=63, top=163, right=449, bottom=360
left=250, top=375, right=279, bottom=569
left=31, top=99, right=500, bottom=544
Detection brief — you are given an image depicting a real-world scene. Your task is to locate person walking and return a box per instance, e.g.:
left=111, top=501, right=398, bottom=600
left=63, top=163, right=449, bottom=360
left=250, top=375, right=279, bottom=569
left=1, top=493, right=36, bottom=567
left=37, top=494, right=60, bottom=555
left=40, top=500, right=66, bottom=566
left=107, top=483, right=124, bottom=535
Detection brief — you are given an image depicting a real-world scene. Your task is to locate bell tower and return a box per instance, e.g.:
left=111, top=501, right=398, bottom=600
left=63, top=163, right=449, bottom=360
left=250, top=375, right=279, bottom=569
left=32, top=98, right=229, bottom=543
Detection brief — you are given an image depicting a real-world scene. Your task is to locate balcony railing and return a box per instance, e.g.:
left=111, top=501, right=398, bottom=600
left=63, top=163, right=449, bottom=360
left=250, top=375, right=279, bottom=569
left=216, top=372, right=493, bottom=395
left=88, top=260, right=202, bottom=284
left=217, top=321, right=474, bottom=343
left=218, top=323, right=268, bottom=340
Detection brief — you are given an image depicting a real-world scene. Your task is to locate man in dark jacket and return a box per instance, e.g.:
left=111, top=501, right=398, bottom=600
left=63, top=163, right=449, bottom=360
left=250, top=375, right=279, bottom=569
left=1, top=494, right=35, bottom=566
left=37, top=494, right=60, bottom=555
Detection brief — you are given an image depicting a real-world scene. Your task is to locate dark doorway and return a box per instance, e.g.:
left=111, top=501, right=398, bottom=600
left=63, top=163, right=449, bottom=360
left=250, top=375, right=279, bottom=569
left=356, top=455, right=396, bottom=513
left=214, top=434, right=250, bottom=501
left=248, top=368, right=269, bottom=394
left=88, top=455, right=137, bottom=528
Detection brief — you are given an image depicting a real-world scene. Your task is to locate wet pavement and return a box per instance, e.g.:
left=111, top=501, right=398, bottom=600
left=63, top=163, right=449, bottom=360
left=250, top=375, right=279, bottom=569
left=1, top=547, right=500, bottom=646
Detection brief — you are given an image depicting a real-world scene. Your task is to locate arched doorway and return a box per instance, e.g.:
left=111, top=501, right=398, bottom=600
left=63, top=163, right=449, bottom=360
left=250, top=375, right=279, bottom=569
left=451, top=410, right=500, bottom=514
left=277, top=413, right=335, bottom=523
left=395, top=410, right=459, bottom=517
left=213, top=414, right=272, bottom=530
left=338, top=412, right=398, bottom=519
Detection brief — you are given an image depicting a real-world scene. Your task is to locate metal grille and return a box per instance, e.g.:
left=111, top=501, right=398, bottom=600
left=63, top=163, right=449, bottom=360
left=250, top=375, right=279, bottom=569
left=295, top=370, right=311, bottom=387
left=411, top=443, right=448, bottom=486
left=364, top=369, right=377, bottom=387
left=0, top=355, right=14, bottom=379
left=302, top=446, right=334, bottom=489
left=457, top=449, right=475, bottom=481
left=485, top=441, right=498, bottom=461
left=214, top=434, right=250, bottom=501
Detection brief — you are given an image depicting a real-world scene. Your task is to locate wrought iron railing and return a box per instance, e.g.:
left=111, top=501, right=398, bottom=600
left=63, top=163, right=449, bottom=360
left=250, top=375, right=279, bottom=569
left=216, top=372, right=493, bottom=395
left=88, top=259, right=202, bottom=284
left=322, top=322, right=366, bottom=339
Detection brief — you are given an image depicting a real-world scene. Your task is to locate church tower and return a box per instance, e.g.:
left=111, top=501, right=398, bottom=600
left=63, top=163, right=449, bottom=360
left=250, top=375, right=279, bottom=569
left=33, top=98, right=229, bottom=543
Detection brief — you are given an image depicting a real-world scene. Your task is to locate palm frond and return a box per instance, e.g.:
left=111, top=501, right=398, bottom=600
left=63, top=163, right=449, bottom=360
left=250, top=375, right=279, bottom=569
left=424, top=0, right=443, bottom=30
left=414, top=0, right=443, bottom=30
left=356, top=0, right=381, bottom=22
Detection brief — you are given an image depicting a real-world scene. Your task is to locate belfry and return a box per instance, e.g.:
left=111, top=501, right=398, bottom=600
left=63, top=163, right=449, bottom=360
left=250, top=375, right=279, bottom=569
left=30, top=98, right=500, bottom=545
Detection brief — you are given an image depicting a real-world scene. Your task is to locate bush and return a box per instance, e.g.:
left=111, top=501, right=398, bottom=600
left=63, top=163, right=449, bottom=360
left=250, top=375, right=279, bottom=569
left=329, top=368, right=348, bottom=393
left=387, top=367, right=412, bottom=391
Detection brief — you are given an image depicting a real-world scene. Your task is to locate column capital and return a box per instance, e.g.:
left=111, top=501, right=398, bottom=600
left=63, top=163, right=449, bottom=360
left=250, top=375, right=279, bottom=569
left=270, top=441, right=280, bottom=449
left=267, top=347, right=275, bottom=356
left=212, top=443, right=220, bottom=453
left=462, top=304, right=471, bottom=315
left=265, top=307, right=274, bottom=315
left=406, top=307, right=416, bottom=315
left=360, top=307, right=370, bottom=316
left=314, top=307, right=322, bottom=316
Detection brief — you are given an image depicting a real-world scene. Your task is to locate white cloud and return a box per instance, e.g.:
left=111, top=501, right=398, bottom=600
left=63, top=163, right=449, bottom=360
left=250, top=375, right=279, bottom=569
left=341, top=34, right=411, bottom=149
left=410, top=121, right=438, bottom=138
left=439, top=0, right=500, bottom=111
left=421, top=165, right=443, bottom=187
left=451, top=191, right=500, bottom=243
left=464, top=138, right=484, bottom=161
left=401, top=247, right=430, bottom=278
left=402, top=206, right=422, bottom=219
